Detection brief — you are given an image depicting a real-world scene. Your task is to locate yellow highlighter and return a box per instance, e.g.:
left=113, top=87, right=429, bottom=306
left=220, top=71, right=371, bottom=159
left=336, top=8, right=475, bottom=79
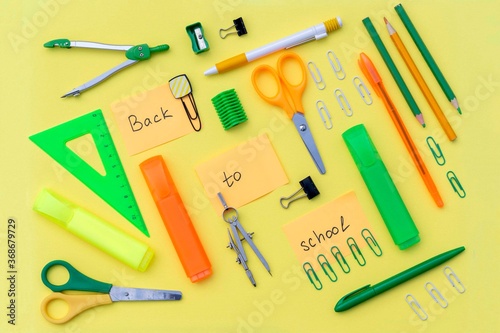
left=33, top=189, right=154, bottom=271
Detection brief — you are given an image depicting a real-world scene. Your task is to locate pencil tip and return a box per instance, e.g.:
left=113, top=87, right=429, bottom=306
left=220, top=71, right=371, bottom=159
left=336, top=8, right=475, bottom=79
left=384, top=17, right=388, bottom=24
left=450, top=98, right=460, bottom=113
left=416, top=114, right=425, bottom=127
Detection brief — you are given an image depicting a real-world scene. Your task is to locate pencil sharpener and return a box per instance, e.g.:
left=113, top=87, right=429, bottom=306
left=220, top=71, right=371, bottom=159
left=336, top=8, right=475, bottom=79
left=186, top=22, right=209, bottom=54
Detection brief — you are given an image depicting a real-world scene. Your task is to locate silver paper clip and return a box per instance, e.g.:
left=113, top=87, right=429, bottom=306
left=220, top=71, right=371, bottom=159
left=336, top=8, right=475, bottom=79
left=347, top=237, right=366, bottom=266
left=447, top=171, right=466, bottom=198
left=425, top=282, right=448, bottom=308
left=330, top=246, right=350, bottom=273
left=303, top=262, right=322, bottom=290
left=352, top=76, right=373, bottom=105
left=317, top=254, right=338, bottom=282
left=406, top=294, right=428, bottom=321
left=316, top=100, right=332, bottom=130
left=426, top=136, right=446, bottom=166
left=443, top=266, right=466, bottom=293
left=334, top=88, right=352, bottom=117
left=307, top=61, right=326, bottom=90
left=327, top=50, right=346, bottom=80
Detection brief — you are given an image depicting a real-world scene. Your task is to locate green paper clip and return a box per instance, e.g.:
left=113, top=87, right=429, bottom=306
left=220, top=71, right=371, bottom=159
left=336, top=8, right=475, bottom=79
left=347, top=237, right=366, bottom=266
left=426, top=136, right=446, bottom=166
left=361, top=228, right=383, bottom=257
left=317, top=254, right=337, bottom=282
left=330, top=246, right=350, bottom=273
left=303, top=262, right=322, bottom=290
left=447, top=171, right=466, bottom=198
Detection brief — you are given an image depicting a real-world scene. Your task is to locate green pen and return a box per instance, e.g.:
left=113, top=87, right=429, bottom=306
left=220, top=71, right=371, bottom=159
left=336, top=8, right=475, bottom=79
left=395, top=4, right=461, bottom=114
left=334, top=246, right=465, bottom=312
left=362, top=17, right=425, bottom=127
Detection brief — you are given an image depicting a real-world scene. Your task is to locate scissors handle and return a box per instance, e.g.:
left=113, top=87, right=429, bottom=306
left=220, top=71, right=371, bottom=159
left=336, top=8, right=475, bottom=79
left=252, top=64, right=294, bottom=118
left=40, top=292, right=112, bottom=324
left=251, top=52, right=307, bottom=119
left=41, top=260, right=112, bottom=293
left=277, top=52, right=307, bottom=113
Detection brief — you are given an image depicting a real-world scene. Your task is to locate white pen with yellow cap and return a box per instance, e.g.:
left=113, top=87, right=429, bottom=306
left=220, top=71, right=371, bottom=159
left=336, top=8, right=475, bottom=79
left=204, top=17, right=343, bottom=76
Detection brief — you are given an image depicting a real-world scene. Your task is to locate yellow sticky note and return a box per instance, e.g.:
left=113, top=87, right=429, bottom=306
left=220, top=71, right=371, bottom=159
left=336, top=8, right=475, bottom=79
left=196, top=134, right=288, bottom=211
left=282, top=191, right=374, bottom=271
left=110, top=84, right=194, bottom=155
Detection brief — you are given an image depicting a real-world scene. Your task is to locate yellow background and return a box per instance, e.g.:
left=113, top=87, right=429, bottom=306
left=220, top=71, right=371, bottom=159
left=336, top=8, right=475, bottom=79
left=1, top=0, right=499, bottom=332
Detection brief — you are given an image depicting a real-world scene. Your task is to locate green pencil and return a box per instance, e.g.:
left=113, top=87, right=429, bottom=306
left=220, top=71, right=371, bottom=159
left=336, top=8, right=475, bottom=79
left=362, top=17, right=425, bottom=127
left=395, top=4, right=461, bottom=114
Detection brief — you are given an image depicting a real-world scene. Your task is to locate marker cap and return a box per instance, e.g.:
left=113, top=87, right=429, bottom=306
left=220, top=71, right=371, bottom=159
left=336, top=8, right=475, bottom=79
left=33, top=189, right=154, bottom=271
left=140, top=155, right=212, bottom=282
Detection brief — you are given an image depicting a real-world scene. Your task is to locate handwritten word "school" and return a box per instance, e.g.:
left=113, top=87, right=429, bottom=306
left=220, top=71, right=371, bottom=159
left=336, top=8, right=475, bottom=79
left=129, top=107, right=172, bottom=132
left=300, top=216, right=350, bottom=251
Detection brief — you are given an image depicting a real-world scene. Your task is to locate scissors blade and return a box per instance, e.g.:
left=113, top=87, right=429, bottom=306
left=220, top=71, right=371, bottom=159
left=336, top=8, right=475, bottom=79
left=109, top=286, right=182, bottom=302
left=292, top=113, right=326, bottom=174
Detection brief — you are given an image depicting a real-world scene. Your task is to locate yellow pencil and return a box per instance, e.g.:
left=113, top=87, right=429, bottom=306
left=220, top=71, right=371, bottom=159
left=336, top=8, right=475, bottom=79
left=385, top=18, right=457, bottom=141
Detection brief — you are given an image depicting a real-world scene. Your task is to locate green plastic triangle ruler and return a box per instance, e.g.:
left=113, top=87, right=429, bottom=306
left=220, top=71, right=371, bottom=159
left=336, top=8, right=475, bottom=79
left=30, top=109, right=149, bottom=237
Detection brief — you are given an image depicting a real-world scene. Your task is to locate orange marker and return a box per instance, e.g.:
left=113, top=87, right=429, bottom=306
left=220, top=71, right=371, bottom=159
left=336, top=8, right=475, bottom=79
left=359, top=52, right=444, bottom=208
left=140, top=156, right=212, bottom=282
left=384, top=18, right=457, bottom=141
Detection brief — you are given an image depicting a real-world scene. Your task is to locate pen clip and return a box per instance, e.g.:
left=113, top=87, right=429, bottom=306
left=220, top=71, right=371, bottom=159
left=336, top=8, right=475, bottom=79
left=337, top=284, right=371, bottom=302
left=286, top=30, right=328, bottom=49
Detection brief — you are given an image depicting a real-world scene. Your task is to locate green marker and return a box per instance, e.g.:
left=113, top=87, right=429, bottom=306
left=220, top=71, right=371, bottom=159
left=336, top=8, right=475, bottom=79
left=334, top=246, right=465, bottom=312
left=342, top=124, right=419, bottom=250
left=362, top=17, right=425, bottom=127
left=395, top=4, right=461, bottom=114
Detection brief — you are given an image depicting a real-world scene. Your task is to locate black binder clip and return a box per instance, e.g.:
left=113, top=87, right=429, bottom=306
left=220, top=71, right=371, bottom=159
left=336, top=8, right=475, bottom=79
left=219, top=17, right=248, bottom=39
left=280, top=176, right=319, bottom=209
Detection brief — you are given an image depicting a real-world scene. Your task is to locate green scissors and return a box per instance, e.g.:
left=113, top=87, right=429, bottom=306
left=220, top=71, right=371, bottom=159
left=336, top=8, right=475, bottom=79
left=40, top=260, right=182, bottom=324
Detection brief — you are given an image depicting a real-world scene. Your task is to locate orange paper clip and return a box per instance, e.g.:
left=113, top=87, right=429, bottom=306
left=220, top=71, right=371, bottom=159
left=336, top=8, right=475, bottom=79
left=140, top=155, right=212, bottom=282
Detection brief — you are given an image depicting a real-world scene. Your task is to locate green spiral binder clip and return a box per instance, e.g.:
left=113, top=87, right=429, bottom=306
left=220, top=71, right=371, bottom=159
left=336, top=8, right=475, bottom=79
left=211, top=89, right=248, bottom=130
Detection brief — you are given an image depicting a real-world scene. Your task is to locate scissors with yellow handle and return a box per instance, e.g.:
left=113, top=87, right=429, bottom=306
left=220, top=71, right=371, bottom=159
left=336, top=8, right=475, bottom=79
left=251, top=52, right=326, bottom=174
left=40, top=260, right=182, bottom=324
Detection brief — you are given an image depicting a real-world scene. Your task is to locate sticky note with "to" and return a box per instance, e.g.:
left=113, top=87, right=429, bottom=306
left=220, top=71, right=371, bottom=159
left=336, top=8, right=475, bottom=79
left=195, top=133, right=289, bottom=212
